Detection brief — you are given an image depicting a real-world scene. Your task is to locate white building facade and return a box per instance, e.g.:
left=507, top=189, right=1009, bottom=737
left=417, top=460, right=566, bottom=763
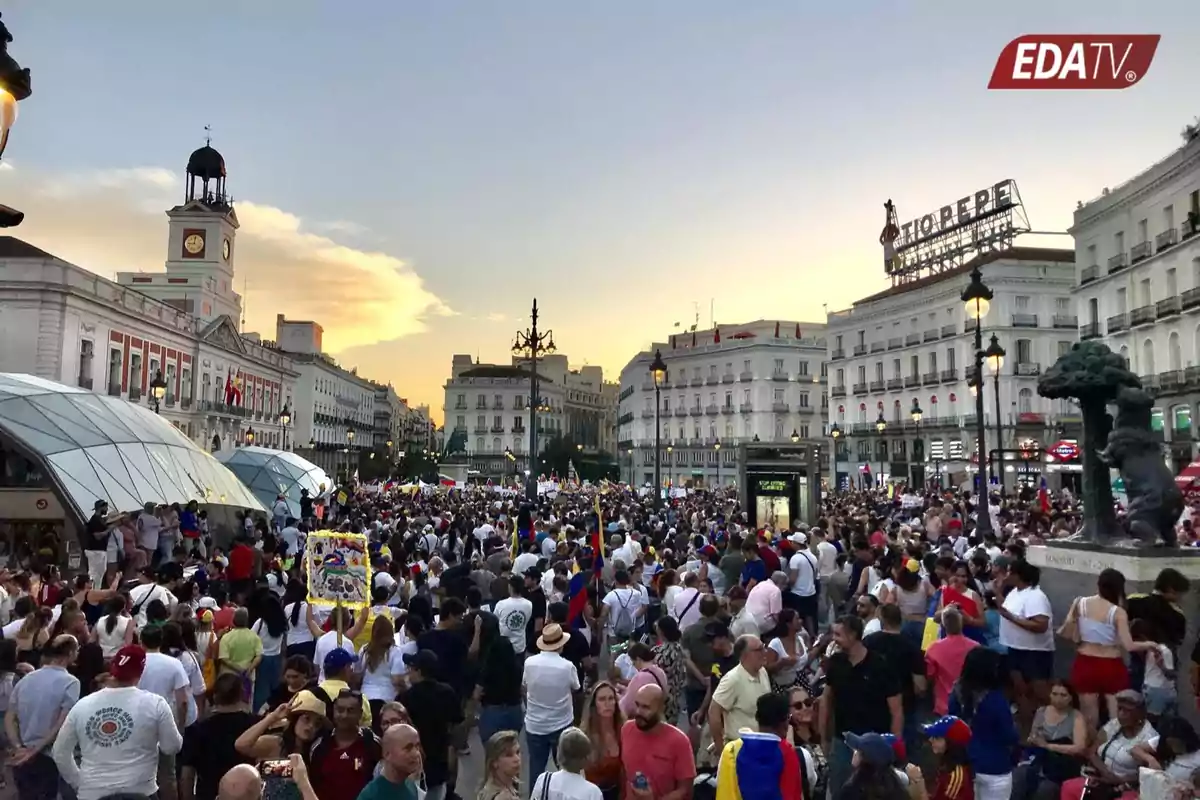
left=617, top=320, right=829, bottom=487
left=1071, top=132, right=1200, bottom=473
left=825, top=248, right=1078, bottom=490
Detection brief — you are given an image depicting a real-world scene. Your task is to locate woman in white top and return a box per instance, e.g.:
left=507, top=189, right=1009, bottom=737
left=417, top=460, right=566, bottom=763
left=357, top=616, right=405, bottom=718
left=283, top=583, right=316, bottom=662
left=765, top=608, right=809, bottom=691
left=162, top=620, right=207, bottom=724
left=252, top=596, right=288, bottom=712
left=94, top=596, right=134, bottom=660
left=529, top=726, right=603, bottom=800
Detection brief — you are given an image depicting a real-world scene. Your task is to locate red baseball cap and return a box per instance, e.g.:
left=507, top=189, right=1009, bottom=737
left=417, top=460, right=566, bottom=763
left=110, top=645, right=147, bottom=681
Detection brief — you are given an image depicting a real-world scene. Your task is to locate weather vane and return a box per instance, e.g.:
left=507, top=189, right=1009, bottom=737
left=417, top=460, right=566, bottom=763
left=204, top=124, right=212, bottom=146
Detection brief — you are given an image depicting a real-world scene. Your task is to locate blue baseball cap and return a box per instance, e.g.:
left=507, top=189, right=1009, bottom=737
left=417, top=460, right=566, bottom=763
left=922, top=715, right=972, bottom=747
left=843, top=732, right=896, bottom=767
left=323, top=647, right=356, bottom=674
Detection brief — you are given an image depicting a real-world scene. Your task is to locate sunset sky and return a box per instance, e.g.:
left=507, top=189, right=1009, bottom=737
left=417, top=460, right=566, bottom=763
left=6, top=3, right=1198, bottom=423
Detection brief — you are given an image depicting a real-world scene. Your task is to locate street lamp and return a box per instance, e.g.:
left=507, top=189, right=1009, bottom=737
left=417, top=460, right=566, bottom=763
left=830, top=422, right=842, bottom=492
left=790, top=429, right=800, bottom=444
left=985, top=333, right=1007, bottom=494
left=962, top=266, right=995, bottom=534
left=910, top=402, right=923, bottom=489
left=713, top=439, right=721, bottom=488
left=245, top=426, right=255, bottom=446
left=649, top=348, right=668, bottom=508
left=576, top=442, right=583, bottom=452
left=149, top=370, right=167, bottom=414
left=0, top=16, right=31, bottom=229
left=513, top=298, right=556, bottom=500
left=278, top=404, right=291, bottom=451
left=875, top=413, right=887, bottom=487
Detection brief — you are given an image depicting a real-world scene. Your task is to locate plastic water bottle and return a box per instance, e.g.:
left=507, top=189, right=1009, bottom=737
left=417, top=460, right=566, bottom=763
left=633, top=772, right=649, bottom=793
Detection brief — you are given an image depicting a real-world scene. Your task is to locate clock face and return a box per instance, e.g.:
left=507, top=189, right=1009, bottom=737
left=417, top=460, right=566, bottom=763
left=183, top=233, right=205, bottom=255
left=222, top=238, right=231, bottom=260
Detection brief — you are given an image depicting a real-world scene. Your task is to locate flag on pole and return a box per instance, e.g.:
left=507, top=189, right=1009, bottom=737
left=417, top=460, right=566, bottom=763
left=774, top=321, right=780, bottom=338
left=592, top=494, right=605, bottom=574
left=1038, top=476, right=1051, bottom=514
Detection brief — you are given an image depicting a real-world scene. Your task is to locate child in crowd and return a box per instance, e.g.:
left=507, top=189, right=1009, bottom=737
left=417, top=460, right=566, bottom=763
left=924, top=716, right=975, bottom=800
left=1133, top=618, right=1177, bottom=721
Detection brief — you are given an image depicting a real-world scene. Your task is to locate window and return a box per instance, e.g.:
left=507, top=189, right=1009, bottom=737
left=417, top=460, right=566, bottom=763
left=1167, top=267, right=1178, bottom=296
left=857, top=365, right=866, bottom=382
left=724, top=391, right=733, bottom=408
left=1018, top=388, right=1033, bottom=414
left=797, top=361, right=808, bottom=376
left=1015, top=296, right=1030, bottom=309
left=130, top=354, right=143, bottom=391
left=1058, top=340, right=1072, bottom=357
left=709, top=364, right=717, bottom=377
left=946, top=348, right=956, bottom=370
left=836, top=368, right=844, bottom=385
left=693, top=394, right=700, bottom=409
left=708, top=392, right=716, bottom=405
left=1116, top=287, right=1127, bottom=313
left=476, top=394, right=486, bottom=408
left=107, top=349, right=122, bottom=392
left=514, top=396, right=524, bottom=410
left=165, top=364, right=177, bottom=401
left=928, top=351, right=938, bottom=372
left=493, top=415, right=502, bottom=428
left=799, top=424, right=809, bottom=438
left=909, top=355, right=918, bottom=376
left=494, top=394, right=502, bottom=408
left=892, top=359, right=901, bottom=378
left=455, top=415, right=465, bottom=430
left=1056, top=297, right=1070, bottom=311
left=1140, top=278, right=1152, bottom=307
left=774, top=358, right=784, bottom=373
left=743, top=359, right=751, bottom=372
left=491, top=437, right=501, bottom=451
left=476, top=414, right=485, bottom=429
left=149, top=358, right=160, bottom=383
left=662, top=397, right=671, bottom=412
left=1137, top=218, right=1148, bottom=243
left=874, top=362, right=883, bottom=381
left=798, top=392, right=809, bottom=408
left=773, top=387, right=784, bottom=402
left=774, top=420, right=785, bottom=440
left=743, top=388, right=750, bottom=404
left=78, top=340, right=94, bottom=388
left=456, top=393, right=466, bottom=409
left=475, top=438, right=484, bottom=453
left=1087, top=243, right=1097, bottom=266
left=1115, top=230, right=1124, bottom=253
left=1016, top=339, right=1033, bottom=364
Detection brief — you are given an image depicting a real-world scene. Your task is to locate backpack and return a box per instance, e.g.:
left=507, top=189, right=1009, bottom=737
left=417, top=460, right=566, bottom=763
left=612, top=589, right=637, bottom=640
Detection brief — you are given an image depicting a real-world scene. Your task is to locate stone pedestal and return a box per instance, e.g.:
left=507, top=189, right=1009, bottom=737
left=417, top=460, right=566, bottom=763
left=1026, top=542, right=1200, bottom=723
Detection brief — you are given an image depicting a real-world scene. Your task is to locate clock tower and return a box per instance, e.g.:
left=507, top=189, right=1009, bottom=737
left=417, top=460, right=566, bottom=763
left=118, top=139, right=243, bottom=323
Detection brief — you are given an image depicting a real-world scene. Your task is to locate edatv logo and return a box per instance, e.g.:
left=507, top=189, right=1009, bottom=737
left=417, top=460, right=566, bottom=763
left=988, top=34, right=1160, bottom=89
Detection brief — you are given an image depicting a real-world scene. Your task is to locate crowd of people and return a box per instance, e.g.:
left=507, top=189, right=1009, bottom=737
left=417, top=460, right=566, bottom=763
left=0, top=479, right=1198, bottom=800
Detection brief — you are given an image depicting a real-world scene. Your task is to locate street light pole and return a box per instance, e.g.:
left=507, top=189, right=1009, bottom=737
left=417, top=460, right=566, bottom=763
left=149, top=370, right=167, bottom=415
left=875, top=413, right=887, bottom=488
left=910, top=402, right=923, bottom=489
left=650, top=350, right=667, bottom=508
left=279, top=403, right=291, bottom=451
left=962, top=266, right=995, bottom=535
left=0, top=15, right=32, bottom=229
left=513, top=299, right=556, bottom=501
left=986, top=334, right=1007, bottom=497
left=830, top=422, right=842, bottom=492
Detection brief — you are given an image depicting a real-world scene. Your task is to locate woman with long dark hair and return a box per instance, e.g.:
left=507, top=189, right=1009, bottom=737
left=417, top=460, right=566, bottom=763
left=252, top=593, right=289, bottom=711
left=949, top=648, right=1018, bottom=800
left=94, top=594, right=134, bottom=661
left=835, top=732, right=910, bottom=800
left=282, top=579, right=315, bottom=661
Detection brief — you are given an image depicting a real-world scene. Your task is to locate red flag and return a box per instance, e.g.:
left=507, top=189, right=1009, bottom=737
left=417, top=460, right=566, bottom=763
left=795, top=323, right=801, bottom=338
left=713, top=326, right=720, bottom=343
left=774, top=321, right=780, bottom=337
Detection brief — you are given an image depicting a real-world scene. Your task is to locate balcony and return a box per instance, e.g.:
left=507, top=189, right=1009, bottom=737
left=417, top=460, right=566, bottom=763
left=941, top=324, right=957, bottom=338
left=965, top=318, right=979, bottom=332
left=673, top=408, right=688, bottom=417
left=771, top=371, right=790, bottom=382
left=1187, top=366, right=1200, bottom=386
left=1014, top=362, right=1041, bottom=377
left=690, top=406, right=704, bottom=417
left=641, top=410, right=654, bottom=419
left=831, top=349, right=845, bottom=360
left=923, top=329, right=939, bottom=343
left=905, top=333, right=920, bottom=346
left=1107, top=253, right=1127, bottom=274
left=1184, top=217, right=1200, bottom=241
left=869, top=380, right=886, bottom=392
left=721, top=405, right=735, bottom=415
left=1080, top=265, right=1099, bottom=285
left=870, top=342, right=885, bottom=353
left=886, top=378, right=903, bottom=391
left=739, top=403, right=754, bottom=413
left=853, top=344, right=867, bottom=356
left=852, top=382, right=868, bottom=395
left=181, top=397, right=192, bottom=410
left=739, top=371, right=754, bottom=382
left=706, top=375, right=720, bottom=385
left=1156, top=296, right=1182, bottom=319
left=940, top=368, right=958, bottom=383
left=772, top=402, right=790, bottom=414
left=1156, top=228, right=1179, bottom=253
left=1014, top=412, right=1046, bottom=426
left=129, top=387, right=142, bottom=402
left=641, top=380, right=654, bottom=391
left=165, top=396, right=176, bottom=408
left=473, top=426, right=488, bottom=434
left=831, top=385, right=847, bottom=397
left=1130, top=241, right=1152, bottom=263
left=886, top=337, right=902, bottom=351
left=475, top=403, right=488, bottom=411
left=672, top=377, right=687, bottom=389
left=690, top=377, right=704, bottom=387
left=904, top=374, right=920, bottom=388
left=1051, top=314, right=1078, bottom=329
left=1183, top=287, right=1200, bottom=311
left=721, top=373, right=735, bottom=384
left=493, top=401, right=505, bottom=410
left=1140, top=374, right=1160, bottom=393
left=1107, top=313, right=1128, bottom=334
left=1158, top=370, right=1185, bottom=394
left=1079, top=322, right=1101, bottom=340
left=922, top=371, right=939, bottom=386
left=512, top=427, right=526, bottom=434
left=705, top=404, right=719, bottom=415
left=490, top=425, right=505, bottom=433
left=1130, top=305, right=1156, bottom=327
left=1012, top=313, right=1038, bottom=328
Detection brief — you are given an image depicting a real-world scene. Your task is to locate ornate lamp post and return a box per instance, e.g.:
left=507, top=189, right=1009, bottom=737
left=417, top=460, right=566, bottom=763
left=790, top=429, right=800, bottom=444
left=875, top=413, right=887, bottom=487
left=713, top=438, right=721, bottom=487
left=149, top=370, right=167, bottom=414
left=0, top=15, right=32, bottom=228
left=649, top=349, right=668, bottom=508
left=244, top=426, right=255, bottom=446
left=985, top=333, right=1008, bottom=495
left=830, top=421, right=842, bottom=492
left=513, top=299, right=556, bottom=499
left=910, top=402, right=923, bottom=489
left=962, top=266, right=995, bottom=535
left=278, top=404, right=291, bottom=451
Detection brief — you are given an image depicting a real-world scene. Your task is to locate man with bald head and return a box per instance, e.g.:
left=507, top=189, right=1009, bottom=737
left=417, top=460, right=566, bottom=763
left=216, top=754, right=318, bottom=800
left=358, top=724, right=423, bottom=799
left=619, top=684, right=695, bottom=800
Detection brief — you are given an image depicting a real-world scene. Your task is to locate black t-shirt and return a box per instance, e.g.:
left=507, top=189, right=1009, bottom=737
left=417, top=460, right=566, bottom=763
left=524, top=588, right=547, bottom=653
left=70, top=642, right=107, bottom=697
left=863, top=630, right=925, bottom=714
left=560, top=625, right=590, bottom=683
left=418, top=628, right=470, bottom=692
left=477, top=640, right=522, bottom=706
left=441, top=563, right=472, bottom=600
left=825, top=648, right=902, bottom=736
left=1127, top=593, right=1186, bottom=650
left=84, top=514, right=108, bottom=549
left=399, top=680, right=463, bottom=786
left=180, top=710, right=258, bottom=800
left=710, top=652, right=739, bottom=695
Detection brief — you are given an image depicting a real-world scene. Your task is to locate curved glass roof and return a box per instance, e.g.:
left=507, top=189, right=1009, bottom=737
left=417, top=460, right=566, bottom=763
left=0, top=373, right=264, bottom=516
left=216, top=446, right=332, bottom=519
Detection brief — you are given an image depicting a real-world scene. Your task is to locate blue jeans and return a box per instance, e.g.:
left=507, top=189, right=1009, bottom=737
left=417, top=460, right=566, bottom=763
left=254, top=654, right=282, bottom=711
left=525, top=727, right=566, bottom=786
left=826, top=737, right=854, bottom=799
left=478, top=704, right=524, bottom=746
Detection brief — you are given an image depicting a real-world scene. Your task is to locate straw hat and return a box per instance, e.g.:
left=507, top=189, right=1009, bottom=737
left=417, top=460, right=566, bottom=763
left=536, top=623, right=571, bottom=652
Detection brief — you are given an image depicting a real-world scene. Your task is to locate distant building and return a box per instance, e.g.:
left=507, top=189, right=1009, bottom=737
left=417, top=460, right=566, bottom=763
left=617, top=320, right=829, bottom=487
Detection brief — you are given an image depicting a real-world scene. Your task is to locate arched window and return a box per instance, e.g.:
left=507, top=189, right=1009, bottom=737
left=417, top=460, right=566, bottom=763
left=474, top=438, right=484, bottom=453
left=1018, top=388, right=1033, bottom=414
left=491, top=437, right=501, bottom=451
left=1119, top=345, right=1130, bottom=370
left=1169, top=332, right=1182, bottom=372
left=1142, top=339, right=1156, bottom=376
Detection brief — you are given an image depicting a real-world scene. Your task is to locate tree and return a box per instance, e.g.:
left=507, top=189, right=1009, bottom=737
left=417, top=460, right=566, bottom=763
left=1038, top=341, right=1142, bottom=541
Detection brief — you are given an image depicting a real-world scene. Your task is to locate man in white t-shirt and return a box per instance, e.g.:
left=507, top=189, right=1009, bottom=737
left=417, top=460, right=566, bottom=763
left=997, top=563, right=1055, bottom=694
left=601, top=570, right=646, bottom=639
left=786, top=533, right=820, bottom=637
left=53, top=644, right=183, bottom=800
left=129, top=572, right=179, bottom=629
left=493, top=575, right=533, bottom=654
left=279, top=518, right=303, bottom=558
left=671, top=573, right=704, bottom=630
left=523, top=624, right=580, bottom=779
left=136, top=625, right=190, bottom=734
left=472, top=520, right=496, bottom=544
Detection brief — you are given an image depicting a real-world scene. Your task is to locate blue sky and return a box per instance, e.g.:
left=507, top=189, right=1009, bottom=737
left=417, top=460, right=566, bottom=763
left=6, top=2, right=1198, bottom=419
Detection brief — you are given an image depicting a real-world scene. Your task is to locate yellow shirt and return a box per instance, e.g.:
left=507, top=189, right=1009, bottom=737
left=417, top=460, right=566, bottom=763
left=710, top=664, right=770, bottom=743
left=318, top=678, right=372, bottom=728
left=218, top=628, right=263, bottom=672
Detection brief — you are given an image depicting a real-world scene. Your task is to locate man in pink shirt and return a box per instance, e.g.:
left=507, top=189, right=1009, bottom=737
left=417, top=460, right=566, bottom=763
left=745, top=571, right=786, bottom=632
left=924, top=606, right=979, bottom=715
left=620, top=683, right=695, bottom=800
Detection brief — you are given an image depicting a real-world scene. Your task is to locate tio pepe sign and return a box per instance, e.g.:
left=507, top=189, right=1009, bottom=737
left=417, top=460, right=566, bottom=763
left=894, top=181, right=1014, bottom=252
